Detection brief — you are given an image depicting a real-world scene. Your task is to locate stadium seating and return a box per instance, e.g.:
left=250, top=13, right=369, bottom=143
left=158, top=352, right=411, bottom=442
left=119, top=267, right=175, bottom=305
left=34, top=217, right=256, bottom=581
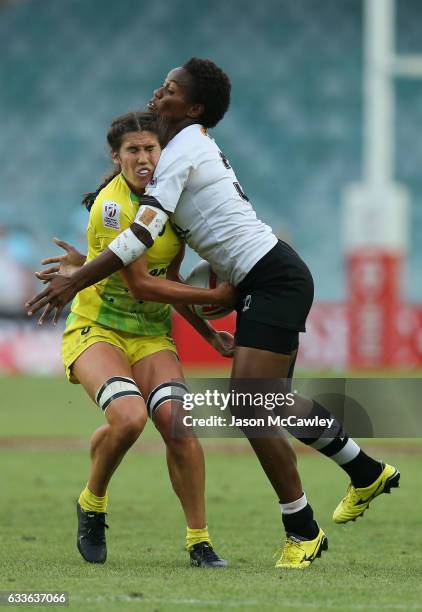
left=0, top=0, right=421, bottom=300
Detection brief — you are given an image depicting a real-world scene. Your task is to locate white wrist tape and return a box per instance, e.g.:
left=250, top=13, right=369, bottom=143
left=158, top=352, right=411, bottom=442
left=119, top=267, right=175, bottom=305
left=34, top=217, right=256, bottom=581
left=108, top=227, right=147, bottom=265
left=133, top=205, right=168, bottom=239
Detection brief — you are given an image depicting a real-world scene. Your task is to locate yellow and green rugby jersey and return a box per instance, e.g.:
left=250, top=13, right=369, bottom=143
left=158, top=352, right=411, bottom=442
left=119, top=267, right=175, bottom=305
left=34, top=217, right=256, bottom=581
left=69, top=173, right=181, bottom=335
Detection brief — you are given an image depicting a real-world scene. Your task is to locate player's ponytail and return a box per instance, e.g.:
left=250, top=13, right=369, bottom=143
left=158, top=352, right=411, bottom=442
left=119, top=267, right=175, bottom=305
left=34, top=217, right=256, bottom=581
left=82, top=169, right=120, bottom=211
left=81, top=111, right=160, bottom=211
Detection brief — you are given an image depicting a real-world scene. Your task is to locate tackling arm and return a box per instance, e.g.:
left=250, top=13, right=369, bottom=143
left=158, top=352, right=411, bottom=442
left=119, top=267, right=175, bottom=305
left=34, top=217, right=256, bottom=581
left=122, top=243, right=235, bottom=307
left=26, top=201, right=168, bottom=324
left=165, top=246, right=235, bottom=358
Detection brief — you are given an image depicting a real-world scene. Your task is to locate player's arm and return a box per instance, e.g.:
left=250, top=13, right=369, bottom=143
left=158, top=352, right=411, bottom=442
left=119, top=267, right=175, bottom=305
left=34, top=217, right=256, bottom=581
left=166, top=245, right=235, bottom=358
left=121, top=242, right=235, bottom=307
left=33, top=233, right=226, bottom=307
left=26, top=147, right=192, bottom=323
left=25, top=199, right=169, bottom=323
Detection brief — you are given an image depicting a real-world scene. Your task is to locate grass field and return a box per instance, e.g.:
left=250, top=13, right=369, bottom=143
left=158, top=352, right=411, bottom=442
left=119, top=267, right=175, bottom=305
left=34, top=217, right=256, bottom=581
left=1, top=376, right=421, bottom=611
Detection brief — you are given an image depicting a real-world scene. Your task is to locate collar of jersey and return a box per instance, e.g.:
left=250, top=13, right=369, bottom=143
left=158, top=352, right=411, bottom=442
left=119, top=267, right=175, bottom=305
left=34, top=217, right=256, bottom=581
left=119, top=173, right=141, bottom=208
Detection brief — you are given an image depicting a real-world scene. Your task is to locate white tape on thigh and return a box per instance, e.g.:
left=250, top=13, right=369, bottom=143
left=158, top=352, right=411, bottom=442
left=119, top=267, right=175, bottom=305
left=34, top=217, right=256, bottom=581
left=95, top=376, right=143, bottom=412
left=146, top=381, right=189, bottom=419
left=108, top=227, right=147, bottom=265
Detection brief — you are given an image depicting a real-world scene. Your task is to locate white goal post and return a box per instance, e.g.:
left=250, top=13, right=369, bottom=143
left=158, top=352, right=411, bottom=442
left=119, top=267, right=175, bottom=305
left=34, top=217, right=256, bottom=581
left=341, top=0, right=422, bottom=366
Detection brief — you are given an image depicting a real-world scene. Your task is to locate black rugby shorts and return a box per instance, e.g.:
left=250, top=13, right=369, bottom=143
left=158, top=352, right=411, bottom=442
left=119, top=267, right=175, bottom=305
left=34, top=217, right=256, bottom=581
left=235, top=240, right=314, bottom=355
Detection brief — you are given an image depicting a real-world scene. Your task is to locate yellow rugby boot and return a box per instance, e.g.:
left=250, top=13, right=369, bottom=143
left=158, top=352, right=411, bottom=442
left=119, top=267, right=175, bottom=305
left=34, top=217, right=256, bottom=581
left=274, top=527, right=327, bottom=569
left=333, top=463, right=400, bottom=524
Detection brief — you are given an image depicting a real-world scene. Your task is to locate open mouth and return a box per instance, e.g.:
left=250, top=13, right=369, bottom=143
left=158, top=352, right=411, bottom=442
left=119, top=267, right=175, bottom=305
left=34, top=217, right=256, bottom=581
left=137, top=169, right=151, bottom=178
left=147, top=100, right=156, bottom=111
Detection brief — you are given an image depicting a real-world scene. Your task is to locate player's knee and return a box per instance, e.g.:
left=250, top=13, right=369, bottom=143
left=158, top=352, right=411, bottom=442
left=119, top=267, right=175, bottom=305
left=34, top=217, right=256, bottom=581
left=166, top=435, right=202, bottom=459
left=146, top=380, right=190, bottom=422
left=95, top=376, right=146, bottom=441
left=115, top=411, right=147, bottom=443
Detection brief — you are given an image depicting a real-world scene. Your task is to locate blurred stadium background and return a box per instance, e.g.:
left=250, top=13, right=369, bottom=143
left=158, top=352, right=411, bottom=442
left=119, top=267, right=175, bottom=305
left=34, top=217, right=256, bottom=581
left=1, top=0, right=422, bottom=373
left=1, top=2, right=421, bottom=609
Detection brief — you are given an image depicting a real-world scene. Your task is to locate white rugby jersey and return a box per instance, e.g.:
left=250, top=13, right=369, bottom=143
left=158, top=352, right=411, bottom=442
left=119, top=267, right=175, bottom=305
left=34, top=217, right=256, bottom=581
left=142, top=124, right=277, bottom=286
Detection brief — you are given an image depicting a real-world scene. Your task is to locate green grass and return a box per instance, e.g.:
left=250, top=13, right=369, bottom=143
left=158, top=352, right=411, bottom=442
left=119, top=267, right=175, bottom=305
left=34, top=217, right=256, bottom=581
left=0, top=376, right=421, bottom=611
left=1, top=450, right=421, bottom=611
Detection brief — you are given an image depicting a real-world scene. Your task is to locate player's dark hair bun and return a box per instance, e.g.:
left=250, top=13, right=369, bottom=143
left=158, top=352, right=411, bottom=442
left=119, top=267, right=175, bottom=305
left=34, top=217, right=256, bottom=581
left=183, top=57, right=231, bottom=128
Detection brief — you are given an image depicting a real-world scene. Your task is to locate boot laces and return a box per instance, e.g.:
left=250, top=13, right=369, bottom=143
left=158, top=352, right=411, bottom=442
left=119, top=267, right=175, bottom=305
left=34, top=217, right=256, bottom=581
left=86, top=513, right=109, bottom=543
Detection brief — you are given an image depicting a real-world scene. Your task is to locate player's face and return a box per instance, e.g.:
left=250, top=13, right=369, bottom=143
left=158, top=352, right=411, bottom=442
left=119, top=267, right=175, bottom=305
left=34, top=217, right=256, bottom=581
left=148, top=67, right=202, bottom=126
left=113, top=131, right=161, bottom=195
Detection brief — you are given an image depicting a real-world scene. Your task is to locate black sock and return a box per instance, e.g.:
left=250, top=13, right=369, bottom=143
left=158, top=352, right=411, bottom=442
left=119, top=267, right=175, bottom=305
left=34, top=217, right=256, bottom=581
left=341, top=451, right=383, bottom=488
left=287, top=401, right=383, bottom=487
left=281, top=503, right=319, bottom=540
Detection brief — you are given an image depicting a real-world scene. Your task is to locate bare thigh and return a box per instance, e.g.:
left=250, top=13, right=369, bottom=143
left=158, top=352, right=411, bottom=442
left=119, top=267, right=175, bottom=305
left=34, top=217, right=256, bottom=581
left=132, top=350, right=190, bottom=435
left=72, top=342, right=148, bottom=423
left=231, top=346, right=297, bottom=380
left=132, top=349, right=184, bottom=398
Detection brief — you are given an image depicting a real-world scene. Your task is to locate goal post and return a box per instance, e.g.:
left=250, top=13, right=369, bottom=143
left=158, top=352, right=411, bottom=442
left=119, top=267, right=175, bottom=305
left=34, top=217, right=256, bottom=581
left=341, top=0, right=418, bottom=367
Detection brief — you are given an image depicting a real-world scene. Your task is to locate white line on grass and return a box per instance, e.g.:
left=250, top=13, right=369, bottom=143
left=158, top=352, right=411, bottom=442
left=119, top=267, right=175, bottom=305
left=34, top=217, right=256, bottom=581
left=73, top=595, right=422, bottom=610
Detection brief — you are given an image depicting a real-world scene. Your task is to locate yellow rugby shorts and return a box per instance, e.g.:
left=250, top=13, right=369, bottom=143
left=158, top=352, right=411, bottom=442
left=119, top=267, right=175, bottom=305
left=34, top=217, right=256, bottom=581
left=62, top=315, right=177, bottom=383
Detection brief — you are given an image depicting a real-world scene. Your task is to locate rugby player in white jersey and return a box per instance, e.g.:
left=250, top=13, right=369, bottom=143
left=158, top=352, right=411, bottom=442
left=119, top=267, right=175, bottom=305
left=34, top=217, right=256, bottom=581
left=27, top=58, right=399, bottom=569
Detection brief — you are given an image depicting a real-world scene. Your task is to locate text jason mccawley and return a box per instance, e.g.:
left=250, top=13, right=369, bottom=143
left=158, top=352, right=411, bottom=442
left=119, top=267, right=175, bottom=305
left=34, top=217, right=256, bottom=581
left=182, top=391, right=335, bottom=429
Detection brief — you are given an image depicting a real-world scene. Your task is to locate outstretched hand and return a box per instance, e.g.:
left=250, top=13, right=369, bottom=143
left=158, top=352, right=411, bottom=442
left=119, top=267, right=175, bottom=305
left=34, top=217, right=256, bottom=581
left=27, top=238, right=86, bottom=326
left=26, top=274, right=80, bottom=326
left=35, top=237, right=86, bottom=283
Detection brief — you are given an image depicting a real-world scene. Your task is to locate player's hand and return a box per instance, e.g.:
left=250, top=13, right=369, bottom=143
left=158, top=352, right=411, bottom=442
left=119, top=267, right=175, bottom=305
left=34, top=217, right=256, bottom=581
left=209, top=330, right=235, bottom=358
left=25, top=274, right=79, bottom=326
left=35, top=238, right=86, bottom=282
left=212, top=281, right=237, bottom=309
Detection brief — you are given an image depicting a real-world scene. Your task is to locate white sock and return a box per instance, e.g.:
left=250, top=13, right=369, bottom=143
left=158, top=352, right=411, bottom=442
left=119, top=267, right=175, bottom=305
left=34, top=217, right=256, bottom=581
left=280, top=492, right=308, bottom=515
left=330, top=438, right=361, bottom=465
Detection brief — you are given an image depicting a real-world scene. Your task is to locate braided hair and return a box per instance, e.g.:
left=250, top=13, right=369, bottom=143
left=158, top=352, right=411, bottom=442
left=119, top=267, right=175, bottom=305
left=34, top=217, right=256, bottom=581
left=82, top=111, right=160, bottom=210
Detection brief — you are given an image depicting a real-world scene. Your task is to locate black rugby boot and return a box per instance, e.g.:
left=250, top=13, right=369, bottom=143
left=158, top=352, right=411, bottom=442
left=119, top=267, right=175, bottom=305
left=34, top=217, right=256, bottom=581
left=76, top=502, right=108, bottom=564
left=189, top=542, right=228, bottom=568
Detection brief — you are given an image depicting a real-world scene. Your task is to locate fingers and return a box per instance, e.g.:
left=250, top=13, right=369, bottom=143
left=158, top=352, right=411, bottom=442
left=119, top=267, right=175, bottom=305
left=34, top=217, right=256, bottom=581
left=38, top=266, right=60, bottom=275
left=53, top=237, right=73, bottom=252
left=35, top=271, right=58, bottom=280
left=25, top=287, right=51, bottom=312
left=35, top=267, right=59, bottom=280
left=27, top=294, right=52, bottom=315
left=52, top=304, right=64, bottom=326
left=40, top=236, right=72, bottom=264
left=37, top=303, right=54, bottom=325
left=35, top=271, right=59, bottom=286
left=41, top=256, right=65, bottom=265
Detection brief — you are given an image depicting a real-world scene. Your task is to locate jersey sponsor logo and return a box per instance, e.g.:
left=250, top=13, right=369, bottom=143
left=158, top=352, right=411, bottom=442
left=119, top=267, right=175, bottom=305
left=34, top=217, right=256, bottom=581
left=149, top=266, right=168, bottom=277
left=80, top=326, right=91, bottom=336
left=102, top=201, right=121, bottom=231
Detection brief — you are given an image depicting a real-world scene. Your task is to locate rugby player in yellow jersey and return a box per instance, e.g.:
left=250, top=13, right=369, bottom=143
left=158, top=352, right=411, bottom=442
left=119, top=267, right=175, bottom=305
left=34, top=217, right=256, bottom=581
left=37, top=112, right=234, bottom=567
left=30, top=59, right=400, bottom=570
